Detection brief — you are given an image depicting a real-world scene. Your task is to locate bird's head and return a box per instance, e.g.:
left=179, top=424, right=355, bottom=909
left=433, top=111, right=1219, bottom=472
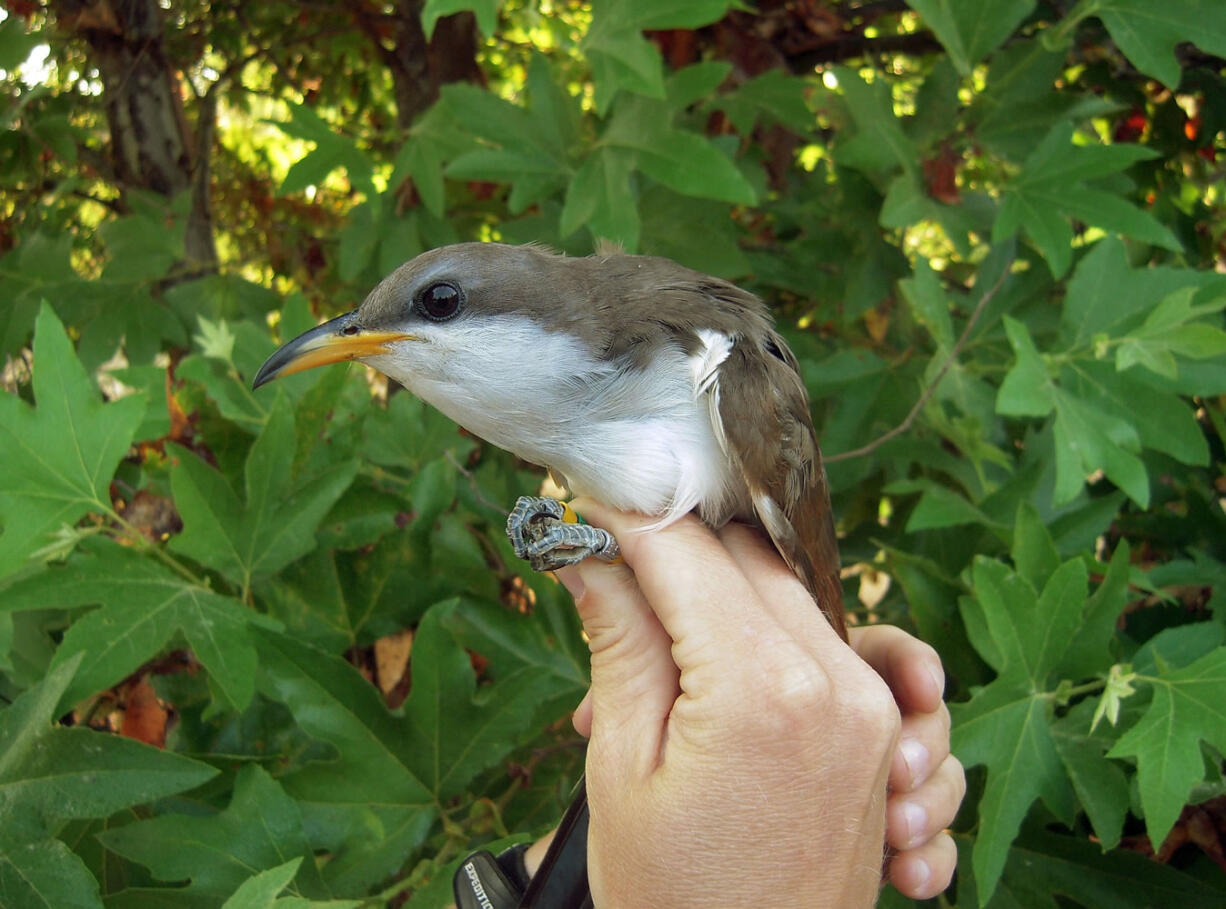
left=252, top=242, right=565, bottom=391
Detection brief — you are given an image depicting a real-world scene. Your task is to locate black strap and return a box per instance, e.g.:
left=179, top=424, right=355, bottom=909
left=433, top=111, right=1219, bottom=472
left=516, top=776, right=592, bottom=909
left=453, top=776, right=592, bottom=909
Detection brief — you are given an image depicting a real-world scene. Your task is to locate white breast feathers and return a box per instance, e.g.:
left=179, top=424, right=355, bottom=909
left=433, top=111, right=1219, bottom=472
left=371, top=315, right=744, bottom=527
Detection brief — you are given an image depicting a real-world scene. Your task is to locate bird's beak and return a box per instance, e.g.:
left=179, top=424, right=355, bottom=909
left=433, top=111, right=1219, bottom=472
left=252, top=311, right=418, bottom=389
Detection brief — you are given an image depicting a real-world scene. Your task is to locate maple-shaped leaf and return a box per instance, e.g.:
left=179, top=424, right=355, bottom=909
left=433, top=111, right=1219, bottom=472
left=906, top=0, right=1036, bottom=75
left=256, top=603, right=557, bottom=894
left=1076, top=0, right=1226, bottom=91
left=832, top=66, right=918, bottom=176
left=1052, top=699, right=1130, bottom=850
left=99, top=766, right=329, bottom=907
left=978, top=829, right=1226, bottom=907
left=1108, top=647, right=1226, bottom=850
left=169, top=391, right=357, bottom=593
left=1, top=538, right=279, bottom=710
left=0, top=304, right=145, bottom=581
left=997, top=242, right=1218, bottom=507
left=220, top=858, right=302, bottom=909
left=952, top=553, right=1099, bottom=906
left=992, top=123, right=1180, bottom=277
left=0, top=656, right=216, bottom=909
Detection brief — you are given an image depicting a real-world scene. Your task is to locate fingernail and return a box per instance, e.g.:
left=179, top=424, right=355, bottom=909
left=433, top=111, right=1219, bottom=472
left=555, top=566, right=584, bottom=600
left=904, top=856, right=931, bottom=891
left=926, top=662, right=945, bottom=699
left=903, top=801, right=928, bottom=847
left=899, top=738, right=930, bottom=786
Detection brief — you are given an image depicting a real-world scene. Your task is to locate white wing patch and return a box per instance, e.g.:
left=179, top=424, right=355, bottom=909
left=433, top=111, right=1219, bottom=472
left=690, top=328, right=733, bottom=397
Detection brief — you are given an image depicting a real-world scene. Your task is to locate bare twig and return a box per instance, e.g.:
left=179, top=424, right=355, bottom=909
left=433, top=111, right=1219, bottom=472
left=825, top=261, right=1013, bottom=463
left=443, top=449, right=510, bottom=518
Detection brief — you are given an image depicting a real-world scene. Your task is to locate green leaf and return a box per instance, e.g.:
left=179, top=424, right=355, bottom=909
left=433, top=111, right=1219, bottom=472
left=0, top=18, right=41, bottom=71
left=361, top=392, right=474, bottom=472
left=1, top=538, right=278, bottom=710
left=1057, top=540, right=1131, bottom=680
left=0, top=838, right=103, bottom=909
left=0, top=305, right=145, bottom=581
left=832, top=67, right=918, bottom=175
left=713, top=69, right=813, bottom=134
left=585, top=26, right=664, bottom=114
left=0, top=655, right=216, bottom=873
left=991, top=830, right=1226, bottom=906
left=992, top=123, right=1179, bottom=277
left=99, top=766, right=326, bottom=904
left=401, top=604, right=560, bottom=800
left=275, top=104, right=374, bottom=198
left=1010, top=503, right=1059, bottom=592
left=1051, top=383, right=1149, bottom=507
left=98, top=208, right=184, bottom=283
left=605, top=122, right=757, bottom=206
left=1052, top=700, right=1130, bottom=850
left=438, top=84, right=569, bottom=210
left=996, top=316, right=1053, bottom=416
left=0, top=232, right=79, bottom=357
left=584, top=0, right=735, bottom=112
left=905, top=0, right=1037, bottom=75
left=899, top=256, right=955, bottom=349
left=895, top=479, right=996, bottom=532
left=169, top=392, right=357, bottom=590
left=618, top=0, right=734, bottom=30
left=668, top=61, right=732, bottom=109
left=1108, top=647, right=1226, bottom=850
left=421, top=0, right=501, bottom=38
left=637, top=185, right=749, bottom=278
left=951, top=678, right=1073, bottom=906
left=1064, top=361, right=1208, bottom=470
left=971, top=556, right=1087, bottom=684
left=560, top=147, right=640, bottom=250
left=257, top=603, right=558, bottom=892
left=393, top=139, right=446, bottom=219
left=221, top=858, right=303, bottom=909
left=1116, top=286, right=1226, bottom=378
left=1083, top=0, right=1226, bottom=90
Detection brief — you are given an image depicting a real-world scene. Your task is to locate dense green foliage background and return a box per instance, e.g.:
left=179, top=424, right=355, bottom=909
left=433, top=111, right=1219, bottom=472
left=2, top=0, right=1225, bottom=905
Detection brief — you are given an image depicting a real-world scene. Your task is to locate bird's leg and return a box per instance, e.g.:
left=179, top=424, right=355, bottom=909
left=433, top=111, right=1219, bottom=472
left=506, top=496, right=621, bottom=572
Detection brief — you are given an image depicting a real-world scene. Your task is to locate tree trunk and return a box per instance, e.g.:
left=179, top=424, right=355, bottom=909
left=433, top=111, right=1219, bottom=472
left=53, top=0, right=218, bottom=275
left=351, top=0, right=484, bottom=129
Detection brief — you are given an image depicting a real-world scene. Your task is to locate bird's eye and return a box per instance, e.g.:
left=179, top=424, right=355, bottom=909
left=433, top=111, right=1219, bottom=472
left=419, top=282, right=463, bottom=321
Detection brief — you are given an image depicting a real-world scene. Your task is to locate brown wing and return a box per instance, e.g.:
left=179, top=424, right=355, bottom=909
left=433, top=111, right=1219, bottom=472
left=716, top=333, right=847, bottom=641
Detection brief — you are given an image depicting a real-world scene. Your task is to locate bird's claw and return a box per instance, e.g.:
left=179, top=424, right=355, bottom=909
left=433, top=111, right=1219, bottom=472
left=506, top=495, right=620, bottom=572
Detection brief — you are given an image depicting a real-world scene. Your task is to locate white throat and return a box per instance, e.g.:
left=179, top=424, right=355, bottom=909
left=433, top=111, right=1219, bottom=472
left=366, top=315, right=744, bottom=526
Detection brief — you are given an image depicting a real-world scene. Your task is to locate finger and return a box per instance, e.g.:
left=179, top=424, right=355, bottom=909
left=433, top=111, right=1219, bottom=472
left=567, top=499, right=798, bottom=677
left=715, top=521, right=848, bottom=655
left=572, top=688, right=593, bottom=738
left=886, top=754, right=966, bottom=850
left=887, top=831, right=957, bottom=900
left=523, top=828, right=557, bottom=878
left=848, top=625, right=944, bottom=714
left=558, top=555, right=678, bottom=769
left=890, top=701, right=951, bottom=792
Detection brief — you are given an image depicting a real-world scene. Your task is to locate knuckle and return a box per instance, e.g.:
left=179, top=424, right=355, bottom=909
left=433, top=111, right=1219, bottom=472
left=739, top=653, right=832, bottom=739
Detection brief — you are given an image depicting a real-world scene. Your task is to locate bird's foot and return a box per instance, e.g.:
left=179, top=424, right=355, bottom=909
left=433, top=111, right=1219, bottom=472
left=506, top=496, right=621, bottom=572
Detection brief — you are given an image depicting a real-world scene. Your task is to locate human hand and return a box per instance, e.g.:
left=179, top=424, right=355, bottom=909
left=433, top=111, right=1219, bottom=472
left=554, top=501, right=901, bottom=908
left=848, top=625, right=963, bottom=899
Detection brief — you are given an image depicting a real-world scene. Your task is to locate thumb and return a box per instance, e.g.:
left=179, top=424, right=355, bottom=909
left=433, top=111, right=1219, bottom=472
left=555, top=503, right=677, bottom=769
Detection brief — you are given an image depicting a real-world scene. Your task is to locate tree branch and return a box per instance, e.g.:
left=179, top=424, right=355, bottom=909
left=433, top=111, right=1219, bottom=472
left=825, top=261, right=1013, bottom=463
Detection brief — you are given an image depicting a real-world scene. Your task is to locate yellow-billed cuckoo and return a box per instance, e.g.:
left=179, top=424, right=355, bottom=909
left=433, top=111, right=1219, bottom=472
left=253, top=242, right=845, bottom=638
